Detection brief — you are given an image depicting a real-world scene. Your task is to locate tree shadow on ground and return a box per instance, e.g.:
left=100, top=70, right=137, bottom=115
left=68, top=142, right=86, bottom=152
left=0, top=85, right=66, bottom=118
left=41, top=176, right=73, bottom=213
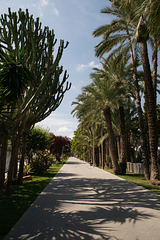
left=5, top=168, right=160, bottom=240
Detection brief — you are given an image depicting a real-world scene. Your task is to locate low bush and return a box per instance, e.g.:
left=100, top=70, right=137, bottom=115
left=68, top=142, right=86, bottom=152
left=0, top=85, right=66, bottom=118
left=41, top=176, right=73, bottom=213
left=23, top=164, right=32, bottom=176
left=30, top=151, right=53, bottom=175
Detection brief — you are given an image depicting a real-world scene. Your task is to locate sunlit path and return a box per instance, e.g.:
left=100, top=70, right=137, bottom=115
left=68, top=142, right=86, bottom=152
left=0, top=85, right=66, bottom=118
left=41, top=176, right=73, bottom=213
left=4, top=157, right=160, bottom=240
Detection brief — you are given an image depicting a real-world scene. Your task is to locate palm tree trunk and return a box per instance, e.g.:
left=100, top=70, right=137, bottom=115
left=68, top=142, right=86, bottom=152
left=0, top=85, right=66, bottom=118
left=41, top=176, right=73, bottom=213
left=89, top=147, right=91, bottom=162
left=119, top=106, right=127, bottom=174
left=105, top=138, right=110, bottom=168
left=140, top=41, right=159, bottom=181
left=99, top=146, right=102, bottom=167
left=117, top=136, right=121, bottom=161
left=92, top=130, right=95, bottom=166
left=152, top=39, right=158, bottom=103
left=103, top=106, right=119, bottom=174
left=119, top=106, right=127, bottom=163
left=127, top=33, right=150, bottom=180
left=126, top=132, right=131, bottom=162
left=95, top=147, right=100, bottom=167
left=0, top=136, right=8, bottom=198
left=101, top=127, right=104, bottom=169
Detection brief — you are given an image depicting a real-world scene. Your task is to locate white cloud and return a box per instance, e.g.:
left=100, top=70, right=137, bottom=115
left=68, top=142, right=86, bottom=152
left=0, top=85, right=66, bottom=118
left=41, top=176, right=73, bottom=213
left=40, top=0, right=49, bottom=7
left=76, top=61, right=101, bottom=72
left=40, top=116, right=73, bottom=127
left=56, top=126, right=75, bottom=139
left=56, top=127, right=74, bottom=139
left=70, top=85, right=77, bottom=91
left=32, top=0, right=59, bottom=17
left=57, top=127, right=72, bottom=133
left=37, top=113, right=78, bottom=138
left=51, top=3, right=59, bottom=16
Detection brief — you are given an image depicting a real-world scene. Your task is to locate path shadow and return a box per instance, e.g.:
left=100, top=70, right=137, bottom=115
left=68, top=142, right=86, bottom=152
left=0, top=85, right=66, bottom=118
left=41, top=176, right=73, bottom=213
left=5, top=172, right=160, bottom=240
left=63, top=161, right=84, bottom=165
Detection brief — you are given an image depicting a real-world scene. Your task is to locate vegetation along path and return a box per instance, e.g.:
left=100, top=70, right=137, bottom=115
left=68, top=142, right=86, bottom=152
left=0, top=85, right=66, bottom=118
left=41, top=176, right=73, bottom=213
left=4, top=157, right=160, bottom=240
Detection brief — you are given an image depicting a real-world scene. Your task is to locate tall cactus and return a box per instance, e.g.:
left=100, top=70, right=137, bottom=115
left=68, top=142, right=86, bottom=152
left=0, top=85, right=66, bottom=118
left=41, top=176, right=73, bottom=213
left=0, top=8, right=71, bottom=194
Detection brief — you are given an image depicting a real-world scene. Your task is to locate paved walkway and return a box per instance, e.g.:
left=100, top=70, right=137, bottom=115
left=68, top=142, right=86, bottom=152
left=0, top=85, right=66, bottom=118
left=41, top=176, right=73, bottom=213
left=4, top=157, right=160, bottom=240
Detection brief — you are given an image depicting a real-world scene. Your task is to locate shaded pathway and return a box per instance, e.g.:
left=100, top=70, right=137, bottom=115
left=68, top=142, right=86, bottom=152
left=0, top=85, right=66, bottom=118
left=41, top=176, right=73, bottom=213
left=4, top=157, right=160, bottom=240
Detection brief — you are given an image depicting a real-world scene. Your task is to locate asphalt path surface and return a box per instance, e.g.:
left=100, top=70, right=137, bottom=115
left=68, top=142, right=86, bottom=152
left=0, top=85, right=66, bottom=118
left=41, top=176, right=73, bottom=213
left=4, top=157, right=160, bottom=240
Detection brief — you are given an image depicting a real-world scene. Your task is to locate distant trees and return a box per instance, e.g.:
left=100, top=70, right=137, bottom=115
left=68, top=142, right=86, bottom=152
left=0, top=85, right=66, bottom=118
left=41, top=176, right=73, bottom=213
left=26, top=126, right=53, bottom=175
left=26, top=127, right=71, bottom=175
left=50, top=134, right=71, bottom=162
left=27, top=127, right=51, bottom=154
left=0, top=8, right=70, bottom=198
left=26, top=126, right=51, bottom=168
left=72, top=56, right=133, bottom=174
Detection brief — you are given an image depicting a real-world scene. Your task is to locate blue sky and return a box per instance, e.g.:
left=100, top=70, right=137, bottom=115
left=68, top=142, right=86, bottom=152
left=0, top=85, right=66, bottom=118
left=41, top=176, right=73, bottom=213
left=0, top=0, right=111, bottom=138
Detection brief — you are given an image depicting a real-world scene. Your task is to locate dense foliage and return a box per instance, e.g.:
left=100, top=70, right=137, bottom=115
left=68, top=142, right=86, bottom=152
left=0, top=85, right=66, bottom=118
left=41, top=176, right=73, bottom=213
left=72, top=0, right=160, bottom=183
left=27, top=126, right=51, bottom=153
left=0, top=8, right=70, bottom=198
left=26, top=126, right=53, bottom=175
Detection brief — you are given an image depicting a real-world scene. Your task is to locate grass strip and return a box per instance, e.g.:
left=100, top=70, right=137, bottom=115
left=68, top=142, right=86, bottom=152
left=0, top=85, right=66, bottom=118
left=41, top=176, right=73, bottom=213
left=106, top=168, right=160, bottom=195
left=0, top=161, right=66, bottom=240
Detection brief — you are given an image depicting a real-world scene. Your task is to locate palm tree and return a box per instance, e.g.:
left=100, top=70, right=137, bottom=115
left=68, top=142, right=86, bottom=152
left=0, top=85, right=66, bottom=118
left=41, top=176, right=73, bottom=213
left=72, top=54, right=133, bottom=174
left=85, top=73, right=127, bottom=174
left=72, top=90, right=105, bottom=166
left=137, top=25, right=159, bottom=180
left=132, top=0, right=159, bottom=181
left=116, top=0, right=160, bottom=182
left=119, top=0, right=160, bottom=103
left=91, top=55, right=134, bottom=174
left=92, top=1, right=154, bottom=180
